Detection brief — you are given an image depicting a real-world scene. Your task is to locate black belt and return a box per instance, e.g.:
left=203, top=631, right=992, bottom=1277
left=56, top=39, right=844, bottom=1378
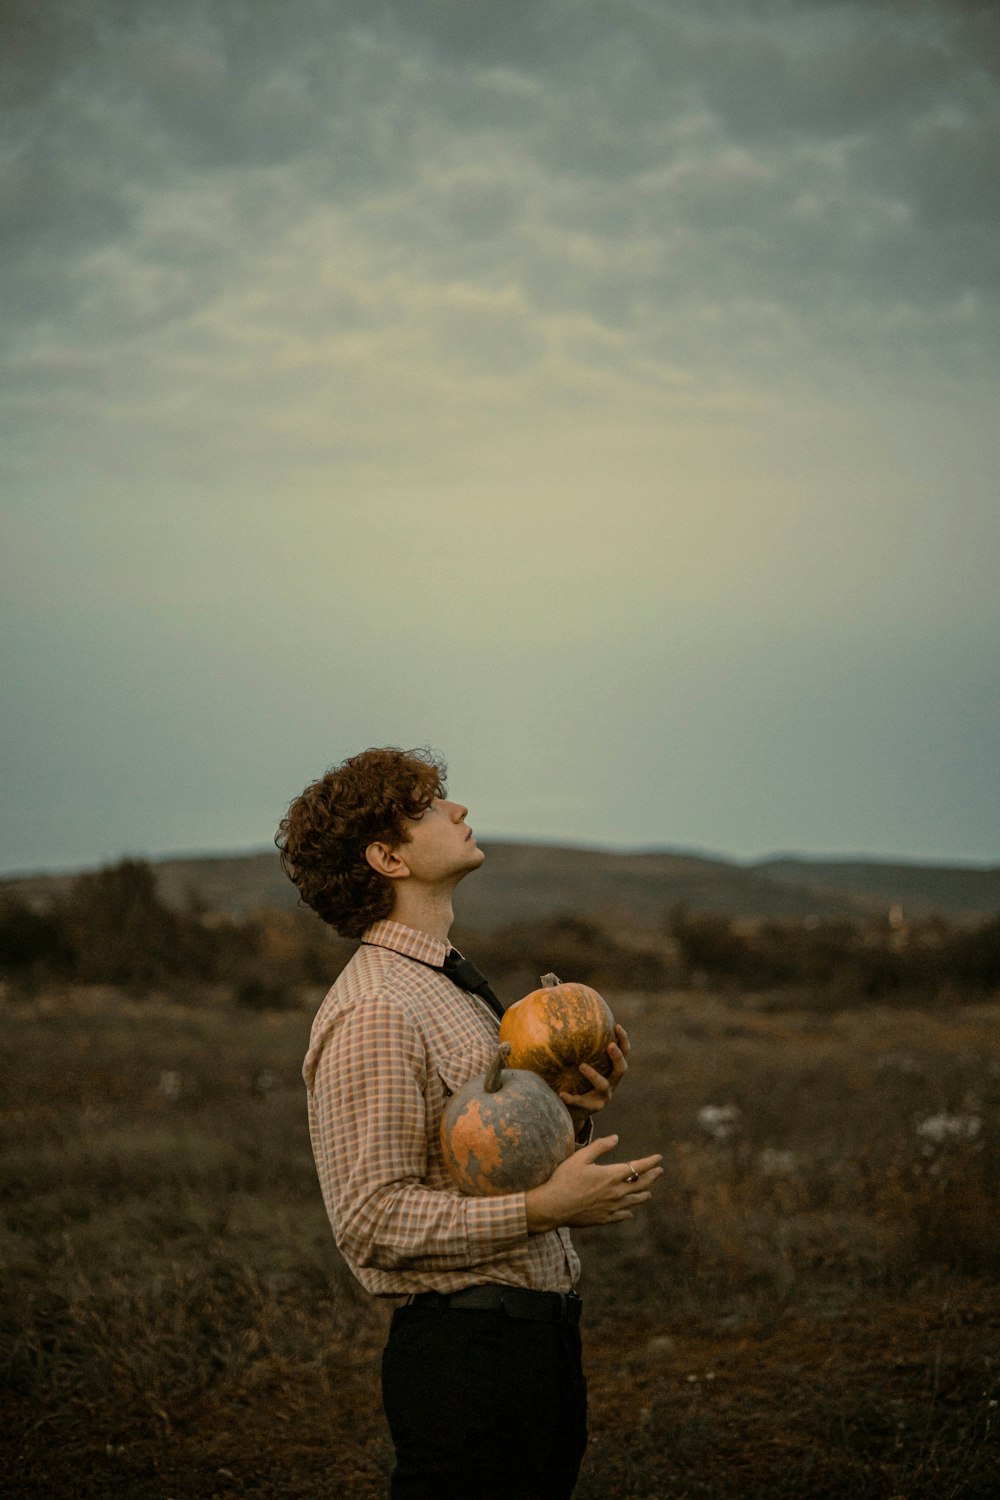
left=404, top=1284, right=582, bottom=1326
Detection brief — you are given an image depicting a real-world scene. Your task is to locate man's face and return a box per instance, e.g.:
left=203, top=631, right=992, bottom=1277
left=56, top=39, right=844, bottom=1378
left=397, top=797, right=485, bottom=886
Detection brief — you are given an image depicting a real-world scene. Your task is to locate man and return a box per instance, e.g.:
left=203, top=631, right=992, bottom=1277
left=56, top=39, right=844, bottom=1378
left=277, top=747, right=663, bottom=1499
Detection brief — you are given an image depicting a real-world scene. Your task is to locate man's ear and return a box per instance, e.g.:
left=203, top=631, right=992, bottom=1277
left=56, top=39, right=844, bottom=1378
left=365, top=842, right=410, bottom=880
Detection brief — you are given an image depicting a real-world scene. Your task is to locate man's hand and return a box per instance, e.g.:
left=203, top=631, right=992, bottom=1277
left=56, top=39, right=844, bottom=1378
left=524, top=1133, right=663, bottom=1232
left=559, top=1023, right=630, bottom=1130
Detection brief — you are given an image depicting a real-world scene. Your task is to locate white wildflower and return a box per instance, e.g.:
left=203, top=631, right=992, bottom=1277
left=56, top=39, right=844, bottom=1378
left=157, top=1070, right=183, bottom=1100
left=915, top=1112, right=981, bottom=1145
left=252, top=1069, right=281, bottom=1094
left=697, top=1103, right=740, bottom=1140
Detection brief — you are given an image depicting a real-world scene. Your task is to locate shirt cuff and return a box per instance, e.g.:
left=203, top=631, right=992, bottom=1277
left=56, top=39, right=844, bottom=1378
left=464, top=1190, right=528, bottom=1255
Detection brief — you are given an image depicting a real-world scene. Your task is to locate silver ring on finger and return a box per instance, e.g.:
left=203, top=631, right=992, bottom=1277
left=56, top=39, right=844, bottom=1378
left=624, top=1162, right=640, bottom=1183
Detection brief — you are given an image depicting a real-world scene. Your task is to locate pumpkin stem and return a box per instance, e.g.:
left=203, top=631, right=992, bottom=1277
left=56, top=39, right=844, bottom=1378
left=484, top=1042, right=511, bottom=1094
left=540, top=972, right=561, bottom=988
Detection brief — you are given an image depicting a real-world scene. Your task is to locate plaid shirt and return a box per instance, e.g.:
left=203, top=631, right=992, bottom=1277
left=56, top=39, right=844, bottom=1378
left=303, top=919, right=581, bottom=1297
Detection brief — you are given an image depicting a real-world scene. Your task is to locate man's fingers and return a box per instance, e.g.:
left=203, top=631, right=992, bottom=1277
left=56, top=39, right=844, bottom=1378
left=578, top=1141, right=663, bottom=1172
left=581, top=1062, right=612, bottom=1087
left=607, top=1053, right=628, bottom=1086
left=614, top=1180, right=656, bottom=1207
left=558, top=1062, right=617, bottom=1111
left=627, top=1153, right=663, bottom=1175
left=581, top=1132, right=619, bottom=1160
left=559, top=1092, right=603, bottom=1110
left=568, top=1064, right=612, bottom=1095
left=559, top=1044, right=629, bottom=1109
left=605, top=1039, right=628, bottom=1085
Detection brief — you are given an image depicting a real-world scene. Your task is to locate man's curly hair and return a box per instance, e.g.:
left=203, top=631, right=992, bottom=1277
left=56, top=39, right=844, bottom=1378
left=275, top=747, right=447, bottom=938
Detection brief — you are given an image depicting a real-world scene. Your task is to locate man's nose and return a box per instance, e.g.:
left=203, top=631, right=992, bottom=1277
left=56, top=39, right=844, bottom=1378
left=451, top=802, right=469, bottom=821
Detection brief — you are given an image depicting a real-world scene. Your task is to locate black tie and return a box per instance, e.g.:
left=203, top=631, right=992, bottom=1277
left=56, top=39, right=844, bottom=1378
left=440, top=949, right=506, bottom=1023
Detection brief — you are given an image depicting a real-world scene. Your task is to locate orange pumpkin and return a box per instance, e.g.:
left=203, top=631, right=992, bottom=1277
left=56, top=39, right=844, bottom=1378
left=498, top=972, right=616, bottom=1096
left=440, top=1042, right=575, bottom=1196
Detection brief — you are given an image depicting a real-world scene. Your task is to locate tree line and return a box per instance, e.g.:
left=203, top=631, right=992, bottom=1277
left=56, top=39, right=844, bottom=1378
left=666, top=905, right=1000, bottom=1000
left=0, top=860, right=353, bottom=1006
left=1, top=859, right=998, bottom=1005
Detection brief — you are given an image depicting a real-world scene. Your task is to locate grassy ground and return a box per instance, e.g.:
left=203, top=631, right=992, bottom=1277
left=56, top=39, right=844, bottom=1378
left=2, top=983, right=998, bottom=1497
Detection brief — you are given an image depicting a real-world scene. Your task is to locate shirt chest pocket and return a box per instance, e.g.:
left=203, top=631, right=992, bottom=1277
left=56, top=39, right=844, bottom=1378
left=432, top=1044, right=498, bottom=1100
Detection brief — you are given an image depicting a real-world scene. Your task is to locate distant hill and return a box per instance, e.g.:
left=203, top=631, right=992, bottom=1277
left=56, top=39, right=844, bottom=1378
left=4, top=843, right=997, bottom=928
left=753, top=857, right=1000, bottom=922
left=450, top=844, right=864, bottom=927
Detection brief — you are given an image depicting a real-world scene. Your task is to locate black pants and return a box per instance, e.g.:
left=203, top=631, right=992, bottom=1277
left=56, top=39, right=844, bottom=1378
left=381, top=1302, right=588, bottom=1500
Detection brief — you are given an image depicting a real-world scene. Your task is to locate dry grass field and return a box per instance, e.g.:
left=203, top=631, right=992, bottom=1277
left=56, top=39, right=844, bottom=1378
left=3, top=982, right=998, bottom=1498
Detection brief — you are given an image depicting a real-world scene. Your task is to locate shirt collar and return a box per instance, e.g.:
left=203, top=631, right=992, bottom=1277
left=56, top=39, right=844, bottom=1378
left=361, top=919, right=450, bottom=968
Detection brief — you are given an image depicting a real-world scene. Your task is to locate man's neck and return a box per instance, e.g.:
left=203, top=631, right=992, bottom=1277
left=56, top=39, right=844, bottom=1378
left=387, top=886, right=456, bottom=946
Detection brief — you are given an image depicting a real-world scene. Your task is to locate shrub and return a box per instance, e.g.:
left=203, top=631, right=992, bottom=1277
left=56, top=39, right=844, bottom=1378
left=0, top=893, right=70, bottom=973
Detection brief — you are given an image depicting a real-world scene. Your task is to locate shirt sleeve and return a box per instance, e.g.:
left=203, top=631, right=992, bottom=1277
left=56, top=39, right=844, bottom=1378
left=310, top=991, right=530, bottom=1273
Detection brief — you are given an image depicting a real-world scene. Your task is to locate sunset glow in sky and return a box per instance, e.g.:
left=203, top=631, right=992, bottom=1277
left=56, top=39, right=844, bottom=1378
left=3, top=0, right=998, bottom=873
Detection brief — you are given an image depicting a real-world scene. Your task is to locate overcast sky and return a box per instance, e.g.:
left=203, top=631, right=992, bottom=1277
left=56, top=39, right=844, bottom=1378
left=2, top=0, right=998, bottom=876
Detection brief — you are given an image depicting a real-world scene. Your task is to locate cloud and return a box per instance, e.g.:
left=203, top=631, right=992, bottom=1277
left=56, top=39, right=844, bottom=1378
left=3, top=0, right=997, bottom=385
left=1, top=0, right=998, bottom=869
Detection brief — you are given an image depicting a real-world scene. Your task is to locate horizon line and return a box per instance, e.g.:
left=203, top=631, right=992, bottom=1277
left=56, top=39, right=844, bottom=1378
left=2, top=836, right=998, bottom=884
